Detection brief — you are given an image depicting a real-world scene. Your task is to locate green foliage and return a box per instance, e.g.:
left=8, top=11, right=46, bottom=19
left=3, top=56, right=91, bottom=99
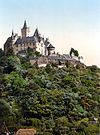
left=0, top=49, right=4, bottom=57
left=3, top=56, right=22, bottom=73
left=3, top=72, right=28, bottom=96
left=45, top=64, right=52, bottom=73
left=85, top=125, right=100, bottom=134
left=0, top=99, right=14, bottom=124
left=27, top=47, right=41, bottom=57
left=70, top=48, right=79, bottom=58
left=0, top=53, right=100, bottom=134
left=6, top=49, right=15, bottom=56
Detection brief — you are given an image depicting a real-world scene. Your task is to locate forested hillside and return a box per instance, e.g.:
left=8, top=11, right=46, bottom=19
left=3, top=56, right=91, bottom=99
left=0, top=49, right=100, bottom=135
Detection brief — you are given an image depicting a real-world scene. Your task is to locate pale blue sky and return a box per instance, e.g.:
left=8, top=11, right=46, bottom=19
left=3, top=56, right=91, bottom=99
left=0, top=0, right=100, bottom=66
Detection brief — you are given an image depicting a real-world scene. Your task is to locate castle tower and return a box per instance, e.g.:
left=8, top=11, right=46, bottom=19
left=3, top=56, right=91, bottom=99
left=21, top=20, right=29, bottom=38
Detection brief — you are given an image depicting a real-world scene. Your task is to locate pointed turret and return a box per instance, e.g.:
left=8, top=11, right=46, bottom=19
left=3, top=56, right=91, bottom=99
left=11, top=29, right=15, bottom=41
left=34, top=28, right=40, bottom=37
left=23, top=20, right=27, bottom=28
left=44, top=38, right=55, bottom=55
left=11, top=29, right=14, bottom=37
left=44, top=38, right=50, bottom=46
left=33, top=28, right=41, bottom=42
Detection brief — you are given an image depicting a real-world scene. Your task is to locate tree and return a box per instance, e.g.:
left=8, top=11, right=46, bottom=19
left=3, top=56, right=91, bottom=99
left=27, top=47, right=41, bottom=58
left=4, top=56, right=21, bottom=73
left=0, top=51, right=100, bottom=134
left=6, top=49, right=15, bottom=56
left=69, top=48, right=79, bottom=58
left=69, top=48, right=84, bottom=63
left=0, top=99, right=14, bottom=133
left=0, top=49, right=4, bottom=57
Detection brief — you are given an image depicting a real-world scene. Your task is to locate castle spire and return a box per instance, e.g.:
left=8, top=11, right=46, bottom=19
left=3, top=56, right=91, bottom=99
left=21, top=20, right=29, bottom=37
left=23, top=20, right=27, bottom=28
left=11, top=29, right=14, bottom=36
left=34, top=28, right=40, bottom=37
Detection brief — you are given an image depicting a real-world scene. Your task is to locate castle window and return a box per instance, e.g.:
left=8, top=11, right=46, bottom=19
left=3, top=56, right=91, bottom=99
left=41, top=43, right=43, bottom=47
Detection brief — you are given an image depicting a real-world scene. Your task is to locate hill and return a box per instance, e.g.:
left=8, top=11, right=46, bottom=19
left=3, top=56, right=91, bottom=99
left=0, top=50, right=100, bottom=135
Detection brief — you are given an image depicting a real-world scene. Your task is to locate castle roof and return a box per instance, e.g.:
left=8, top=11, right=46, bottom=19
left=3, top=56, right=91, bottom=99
left=15, top=27, right=43, bottom=44
left=33, top=28, right=42, bottom=42
left=44, top=38, right=50, bottom=46
left=47, top=44, right=55, bottom=49
left=33, top=28, right=40, bottom=37
left=4, top=37, right=12, bottom=47
left=15, top=36, right=36, bottom=44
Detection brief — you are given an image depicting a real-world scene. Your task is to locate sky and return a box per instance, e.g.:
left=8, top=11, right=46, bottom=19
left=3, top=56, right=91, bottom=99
left=0, top=0, right=100, bottom=67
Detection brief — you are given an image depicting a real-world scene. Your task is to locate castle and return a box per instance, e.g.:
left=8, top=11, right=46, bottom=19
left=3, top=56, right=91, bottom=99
left=4, top=21, right=55, bottom=56
left=3, top=21, right=86, bottom=68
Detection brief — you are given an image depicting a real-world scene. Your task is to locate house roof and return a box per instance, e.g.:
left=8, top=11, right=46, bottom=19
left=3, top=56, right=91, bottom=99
left=16, top=129, right=36, bottom=135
